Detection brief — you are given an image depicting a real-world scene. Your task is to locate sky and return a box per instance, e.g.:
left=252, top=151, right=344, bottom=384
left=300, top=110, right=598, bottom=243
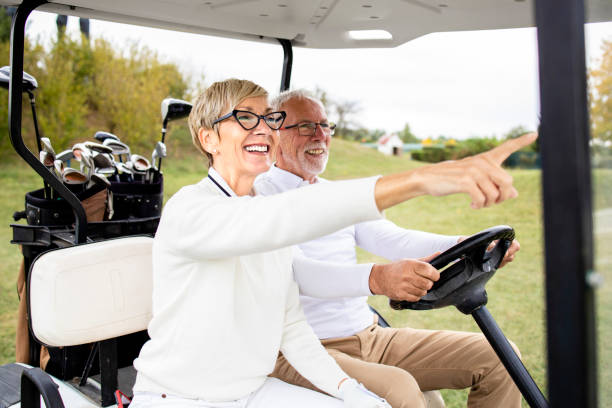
left=23, top=11, right=612, bottom=140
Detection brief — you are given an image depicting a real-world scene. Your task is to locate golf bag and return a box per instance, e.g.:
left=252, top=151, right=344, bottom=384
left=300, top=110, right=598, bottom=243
left=11, top=170, right=164, bottom=381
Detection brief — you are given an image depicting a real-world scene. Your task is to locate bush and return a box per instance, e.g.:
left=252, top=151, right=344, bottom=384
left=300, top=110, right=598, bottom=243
left=411, top=138, right=501, bottom=163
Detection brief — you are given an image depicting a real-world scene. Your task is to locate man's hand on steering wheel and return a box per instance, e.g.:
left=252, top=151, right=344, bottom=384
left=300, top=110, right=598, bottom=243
left=457, top=236, right=521, bottom=268
left=369, top=253, right=441, bottom=302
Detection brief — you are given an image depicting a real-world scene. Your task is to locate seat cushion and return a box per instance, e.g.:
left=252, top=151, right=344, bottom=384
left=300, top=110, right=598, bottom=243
left=29, top=236, right=154, bottom=347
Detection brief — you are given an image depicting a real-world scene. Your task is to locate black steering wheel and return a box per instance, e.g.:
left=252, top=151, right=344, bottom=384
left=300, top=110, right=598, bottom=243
left=389, top=225, right=515, bottom=314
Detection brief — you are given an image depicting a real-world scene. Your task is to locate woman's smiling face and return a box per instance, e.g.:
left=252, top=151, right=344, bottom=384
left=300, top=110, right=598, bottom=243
left=208, top=96, right=279, bottom=184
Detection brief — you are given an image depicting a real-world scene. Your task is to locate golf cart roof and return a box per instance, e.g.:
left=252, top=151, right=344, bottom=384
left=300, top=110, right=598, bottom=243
left=2, top=0, right=611, bottom=49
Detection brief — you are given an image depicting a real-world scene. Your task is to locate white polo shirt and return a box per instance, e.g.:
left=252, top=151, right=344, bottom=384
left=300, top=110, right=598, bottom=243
left=255, top=165, right=460, bottom=339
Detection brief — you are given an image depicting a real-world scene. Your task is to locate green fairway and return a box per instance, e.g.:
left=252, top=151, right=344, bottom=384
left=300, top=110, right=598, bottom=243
left=1, top=138, right=610, bottom=407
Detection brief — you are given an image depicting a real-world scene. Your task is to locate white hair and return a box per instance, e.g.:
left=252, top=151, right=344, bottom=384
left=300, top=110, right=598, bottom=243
left=270, top=89, right=326, bottom=112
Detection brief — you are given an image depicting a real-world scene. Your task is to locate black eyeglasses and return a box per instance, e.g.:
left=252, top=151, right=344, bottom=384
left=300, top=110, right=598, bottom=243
left=213, top=110, right=286, bottom=130
left=281, top=122, right=336, bottom=137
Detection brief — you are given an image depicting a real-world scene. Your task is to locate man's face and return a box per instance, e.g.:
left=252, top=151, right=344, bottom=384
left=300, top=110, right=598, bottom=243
left=276, top=98, right=331, bottom=181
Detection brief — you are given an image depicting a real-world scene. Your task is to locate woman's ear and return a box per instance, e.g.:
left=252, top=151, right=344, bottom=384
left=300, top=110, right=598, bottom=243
left=198, top=128, right=219, bottom=154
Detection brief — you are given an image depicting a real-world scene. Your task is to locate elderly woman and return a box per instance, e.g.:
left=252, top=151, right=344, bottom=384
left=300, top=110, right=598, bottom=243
left=130, top=79, right=534, bottom=408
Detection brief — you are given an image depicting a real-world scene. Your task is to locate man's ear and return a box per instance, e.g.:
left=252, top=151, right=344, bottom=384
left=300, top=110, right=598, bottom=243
left=198, top=127, right=219, bottom=154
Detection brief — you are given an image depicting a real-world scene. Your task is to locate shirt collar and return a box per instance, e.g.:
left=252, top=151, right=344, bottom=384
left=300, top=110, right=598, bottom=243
left=205, top=166, right=238, bottom=197
left=267, top=164, right=316, bottom=192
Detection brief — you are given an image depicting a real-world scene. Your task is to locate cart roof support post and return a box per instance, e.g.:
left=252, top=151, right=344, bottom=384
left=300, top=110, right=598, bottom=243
left=535, top=0, right=598, bottom=406
left=9, top=0, right=88, bottom=244
left=278, top=38, right=292, bottom=92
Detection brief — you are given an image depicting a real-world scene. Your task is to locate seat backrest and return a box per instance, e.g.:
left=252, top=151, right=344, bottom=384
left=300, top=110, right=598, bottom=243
left=28, top=236, right=154, bottom=347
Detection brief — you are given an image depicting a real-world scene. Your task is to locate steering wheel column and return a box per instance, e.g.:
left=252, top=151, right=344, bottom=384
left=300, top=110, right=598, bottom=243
left=389, top=226, right=548, bottom=408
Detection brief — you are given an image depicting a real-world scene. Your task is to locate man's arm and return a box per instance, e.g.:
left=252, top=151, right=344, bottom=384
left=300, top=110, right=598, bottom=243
left=357, top=221, right=521, bottom=300
left=292, top=247, right=374, bottom=298
left=355, top=218, right=459, bottom=260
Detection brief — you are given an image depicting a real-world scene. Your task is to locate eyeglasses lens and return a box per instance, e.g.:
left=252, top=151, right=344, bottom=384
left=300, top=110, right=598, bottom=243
left=236, top=112, right=259, bottom=129
left=297, top=123, right=336, bottom=136
left=235, top=111, right=285, bottom=130
left=264, top=112, right=285, bottom=130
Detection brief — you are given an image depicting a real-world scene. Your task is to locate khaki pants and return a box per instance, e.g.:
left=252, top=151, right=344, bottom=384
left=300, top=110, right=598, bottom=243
left=271, top=321, right=521, bottom=408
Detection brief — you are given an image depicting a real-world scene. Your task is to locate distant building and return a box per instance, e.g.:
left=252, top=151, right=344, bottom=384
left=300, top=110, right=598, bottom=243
left=377, top=133, right=403, bottom=156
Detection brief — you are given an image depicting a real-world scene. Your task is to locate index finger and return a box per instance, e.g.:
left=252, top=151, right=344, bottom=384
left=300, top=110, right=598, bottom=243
left=415, top=263, right=440, bottom=282
left=485, top=132, right=538, bottom=165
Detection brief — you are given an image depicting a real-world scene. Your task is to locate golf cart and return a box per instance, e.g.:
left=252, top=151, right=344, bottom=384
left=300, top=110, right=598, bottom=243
left=0, top=1, right=608, bottom=407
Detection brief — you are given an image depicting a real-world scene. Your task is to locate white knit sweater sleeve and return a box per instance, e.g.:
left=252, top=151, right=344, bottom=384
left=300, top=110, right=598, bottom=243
left=280, top=279, right=347, bottom=398
left=157, top=176, right=382, bottom=260
left=355, top=219, right=460, bottom=260
left=292, top=249, right=374, bottom=297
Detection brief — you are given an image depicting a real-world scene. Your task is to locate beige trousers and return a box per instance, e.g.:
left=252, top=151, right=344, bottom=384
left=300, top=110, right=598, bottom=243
left=271, top=321, right=521, bottom=408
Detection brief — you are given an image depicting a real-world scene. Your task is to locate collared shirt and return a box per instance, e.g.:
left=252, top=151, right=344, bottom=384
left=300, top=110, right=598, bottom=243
left=254, top=165, right=460, bottom=339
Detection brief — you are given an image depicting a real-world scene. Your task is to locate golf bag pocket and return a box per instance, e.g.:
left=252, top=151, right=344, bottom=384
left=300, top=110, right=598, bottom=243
left=24, top=185, right=108, bottom=226
left=110, top=174, right=163, bottom=220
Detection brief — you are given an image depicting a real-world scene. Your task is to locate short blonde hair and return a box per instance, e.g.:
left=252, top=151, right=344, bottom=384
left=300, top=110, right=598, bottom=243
left=188, top=79, right=268, bottom=167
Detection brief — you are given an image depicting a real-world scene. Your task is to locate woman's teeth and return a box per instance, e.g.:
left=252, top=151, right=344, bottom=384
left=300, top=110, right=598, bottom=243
left=245, top=145, right=268, bottom=152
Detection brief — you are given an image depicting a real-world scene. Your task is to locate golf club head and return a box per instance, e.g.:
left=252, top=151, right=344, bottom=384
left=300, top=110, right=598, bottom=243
left=84, top=141, right=114, bottom=154
left=53, top=159, right=64, bottom=179
left=161, top=98, right=192, bottom=123
left=129, top=154, right=151, bottom=183
left=152, top=141, right=167, bottom=170
left=103, top=139, right=131, bottom=161
left=92, top=152, right=114, bottom=168
left=115, top=161, right=133, bottom=175
left=94, top=131, right=120, bottom=143
left=0, top=66, right=38, bottom=92
left=88, top=173, right=111, bottom=188
left=72, top=143, right=95, bottom=178
left=56, top=149, right=75, bottom=162
left=62, top=168, right=88, bottom=194
left=39, top=150, right=55, bottom=168
left=40, top=137, right=56, bottom=156
left=62, top=168, right=88, bottom=183
left=130, top=154, right=151, bottom=172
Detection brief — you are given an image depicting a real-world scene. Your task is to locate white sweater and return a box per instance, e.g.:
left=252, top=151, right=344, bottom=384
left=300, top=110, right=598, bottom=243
left=133, top=169, right=382, bottom=401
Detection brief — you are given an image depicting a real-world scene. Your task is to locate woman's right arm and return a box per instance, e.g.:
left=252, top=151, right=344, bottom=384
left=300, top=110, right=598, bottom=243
left=158, top=132, right=536, bottom=260
left=157, top=176, right=383, bottom=260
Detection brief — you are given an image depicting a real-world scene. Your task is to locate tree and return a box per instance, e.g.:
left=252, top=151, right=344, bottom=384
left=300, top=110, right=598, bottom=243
left=397, top=123, right=419, bottom=143
left=313, top=86, right=332, bottom=112
left=0, top=7, right=12, bottom=43
left=504, top=125, right=538, bottom=152
left=334, top=99, right=360, bottom=139
left=589, top=39, right=612, bottom=142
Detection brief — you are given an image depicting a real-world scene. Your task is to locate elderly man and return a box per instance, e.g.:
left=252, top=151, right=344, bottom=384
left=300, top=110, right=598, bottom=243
left=254, top=90, right=522, bottom=408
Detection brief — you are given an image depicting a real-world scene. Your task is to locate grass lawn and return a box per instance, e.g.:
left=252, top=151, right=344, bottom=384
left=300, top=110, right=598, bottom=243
left=0, top=137, right=610, bottom=407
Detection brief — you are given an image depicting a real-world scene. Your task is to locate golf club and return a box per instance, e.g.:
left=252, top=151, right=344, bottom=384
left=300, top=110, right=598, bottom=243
left=72, top=143, right=95, bottom=179
left=53, top=159, right=64, bottom=179
left=151, top=141, right=167, bottom=183
left=84, top=141, right=114, bottom=155
left=39, top=137, right=57, bottom=199
left=0, top=66, right=41, bottom=152
left=103, top=139, right=131, bottom=163
left=61, top=167, right=88, bottom=193
left=94, top=131, right=120, bottom=143
left=56, top=149, right=75, bottom=164
left=115, top=161, right=134, bottom=182
left=129, top=154, right=151, bottom=183
left=88, top=173, right=111, bottom=189
left=159, top=98, right=192, bottom=171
